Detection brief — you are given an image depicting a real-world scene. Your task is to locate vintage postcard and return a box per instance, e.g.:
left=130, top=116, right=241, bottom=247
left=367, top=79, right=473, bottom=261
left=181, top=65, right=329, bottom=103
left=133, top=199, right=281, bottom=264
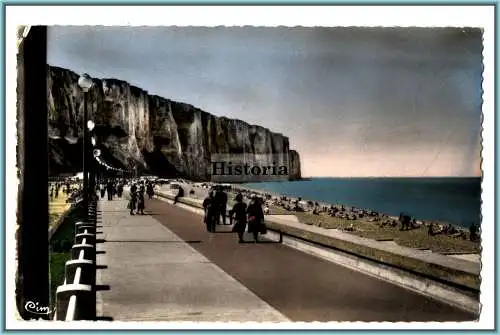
left=6, top=5, right=495, bottom=330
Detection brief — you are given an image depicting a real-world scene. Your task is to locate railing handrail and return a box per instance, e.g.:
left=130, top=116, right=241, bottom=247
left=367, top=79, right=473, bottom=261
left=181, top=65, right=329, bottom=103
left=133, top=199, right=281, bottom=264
left=55, top=202, right=97, bottom=321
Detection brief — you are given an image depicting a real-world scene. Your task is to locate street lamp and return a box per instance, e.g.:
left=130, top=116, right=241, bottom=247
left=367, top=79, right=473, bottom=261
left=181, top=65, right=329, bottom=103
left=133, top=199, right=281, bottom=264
left=78, top=73, right=94, bottom=215
left=87, top=120, right=95, bottom=131
left=93, top=148, right=101, bottom=185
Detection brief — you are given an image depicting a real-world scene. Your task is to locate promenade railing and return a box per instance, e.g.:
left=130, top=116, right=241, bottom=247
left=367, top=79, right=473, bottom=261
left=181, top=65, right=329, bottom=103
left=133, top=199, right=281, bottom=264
left=55, top=198, right=97, bottom=321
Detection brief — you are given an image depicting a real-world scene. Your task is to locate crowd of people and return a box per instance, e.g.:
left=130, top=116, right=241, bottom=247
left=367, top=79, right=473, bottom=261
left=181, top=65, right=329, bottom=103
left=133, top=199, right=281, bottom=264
left=93, top=178, right=156, bottom=216
left=49, top=180, right=78, bottom=201
left=98, top=179, right=125, bottom=200
left=202, top=186, right=267, bottom=243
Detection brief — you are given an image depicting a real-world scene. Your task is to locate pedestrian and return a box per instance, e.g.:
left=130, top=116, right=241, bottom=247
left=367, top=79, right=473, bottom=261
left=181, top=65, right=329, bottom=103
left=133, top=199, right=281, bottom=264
left=100, top=182, right=106, bottom=199
left=117, top=183, right=124, bottom=198
left=469, top=223, right=478, bottom=241
left=128, top=184, right=138, bottom=215
left=229, top=193, right=248, bottom=243
left=203, top=192, right=216, bottom=233
left=247, top=196, right=265, bottom=243
left=213, top=187, right=221, bottom=225
left=130, top=183, right=137, bottom=195
left=146, top=182, right=154, bottom=200
left=137, top=188, right=145, bottom=215
left=219, top=188, right=228, bottom=225
left=106, top=180, right=114, bottom=201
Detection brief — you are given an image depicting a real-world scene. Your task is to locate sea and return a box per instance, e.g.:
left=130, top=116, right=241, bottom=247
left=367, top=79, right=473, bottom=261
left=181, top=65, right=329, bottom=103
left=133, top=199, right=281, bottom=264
left=242, top=177, right=482, bottom=228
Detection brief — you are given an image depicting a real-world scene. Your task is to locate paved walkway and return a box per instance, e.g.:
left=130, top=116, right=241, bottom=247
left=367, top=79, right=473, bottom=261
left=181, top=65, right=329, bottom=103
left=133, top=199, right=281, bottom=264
left=96, top=196, right=476, bottom=322
left=96, top=198, right=288, bottom=322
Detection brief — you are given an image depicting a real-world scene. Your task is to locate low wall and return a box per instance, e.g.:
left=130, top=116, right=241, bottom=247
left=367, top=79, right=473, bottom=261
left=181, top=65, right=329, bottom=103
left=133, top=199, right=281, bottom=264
left=155, top=191, right=480, bottom=293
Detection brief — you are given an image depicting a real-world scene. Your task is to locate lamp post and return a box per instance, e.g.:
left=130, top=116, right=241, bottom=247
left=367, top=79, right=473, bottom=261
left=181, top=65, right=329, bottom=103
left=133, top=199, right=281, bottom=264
left=93, top=148, right=102, bottom=187
left=78, top=73, right=93, bottom=216
left=88, top=121, right=96, bottom=199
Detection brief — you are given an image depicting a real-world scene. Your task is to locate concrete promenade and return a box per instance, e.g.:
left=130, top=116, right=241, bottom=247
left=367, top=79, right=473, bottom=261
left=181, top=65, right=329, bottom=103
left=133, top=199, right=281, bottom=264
left=96, top=196, right=476, bottom=322
left=96, top=198, right=288, bottom=322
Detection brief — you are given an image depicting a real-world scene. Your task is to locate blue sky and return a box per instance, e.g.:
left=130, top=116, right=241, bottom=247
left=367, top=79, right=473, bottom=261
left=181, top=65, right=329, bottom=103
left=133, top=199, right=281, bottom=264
left=47, top=26, right=482, bottom=177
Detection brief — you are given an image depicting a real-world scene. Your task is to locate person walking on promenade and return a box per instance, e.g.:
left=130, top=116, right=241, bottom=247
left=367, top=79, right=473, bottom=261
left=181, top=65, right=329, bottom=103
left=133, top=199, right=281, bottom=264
left=130, top=183, right=137, bottom=196
left=100, top=182, right=106, bottom=199
left=146, top=182, right=154, bottom=200
left=229, top=193, right=248, bottom=243
left=247, top=196, right=265, bottom=243
left=139, top=182, right=146, bottom=196
left=106, top=179, right=114, bottom=201
left=214, top=187, right=228, bottom=225
left=137, top=187, right=146, bottom=215
left=117, top=182, right=124, bottom=198
left=128, top=183, right=138, bottom=215
left=203, top=192, right=216, bottom=233
left=213, top=187, right=221, bottom=225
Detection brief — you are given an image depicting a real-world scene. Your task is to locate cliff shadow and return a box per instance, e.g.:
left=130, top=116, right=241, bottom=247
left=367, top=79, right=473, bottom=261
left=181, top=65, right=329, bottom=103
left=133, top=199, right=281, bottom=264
left=93, top=124, right=128, bottom=139
left=49, top=138, right=83, bottom=175
left=142, top=141, right=182, bottom=178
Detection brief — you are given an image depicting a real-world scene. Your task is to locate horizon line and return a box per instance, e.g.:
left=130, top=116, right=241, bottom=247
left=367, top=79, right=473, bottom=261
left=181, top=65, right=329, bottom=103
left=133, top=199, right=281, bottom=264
left=298, top=176, right=482, bottom=179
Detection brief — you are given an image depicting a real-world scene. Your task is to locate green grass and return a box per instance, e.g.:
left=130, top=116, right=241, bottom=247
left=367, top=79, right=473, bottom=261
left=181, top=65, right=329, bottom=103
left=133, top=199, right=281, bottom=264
left=49, top=252, right=71, bottom=309
left=49, top=202, right=84, bottom=309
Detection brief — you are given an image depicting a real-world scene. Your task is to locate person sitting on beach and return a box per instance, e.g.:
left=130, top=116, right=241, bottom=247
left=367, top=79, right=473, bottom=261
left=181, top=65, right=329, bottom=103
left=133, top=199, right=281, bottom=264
left=447, top=224, right=457, bottom=235
left=174, top=186, right=184, bottom=205
left=469, top=223, right=478, bottom=241
left=399, top=213, right=411, bottom=230
left=427, top=222, right=435, bottom=236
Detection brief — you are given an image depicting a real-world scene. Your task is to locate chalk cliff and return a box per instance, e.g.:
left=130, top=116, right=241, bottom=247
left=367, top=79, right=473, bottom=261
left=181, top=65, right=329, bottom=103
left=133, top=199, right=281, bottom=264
left=47, top=66, right=301, bottom=181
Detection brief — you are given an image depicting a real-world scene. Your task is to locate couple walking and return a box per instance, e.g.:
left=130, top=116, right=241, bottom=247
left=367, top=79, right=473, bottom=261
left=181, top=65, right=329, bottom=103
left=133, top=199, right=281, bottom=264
left=230, top=194, right=267, bottom=243
left=128, top=183, right=146, bottom=215
left=202, top=187, right=228, bottom=231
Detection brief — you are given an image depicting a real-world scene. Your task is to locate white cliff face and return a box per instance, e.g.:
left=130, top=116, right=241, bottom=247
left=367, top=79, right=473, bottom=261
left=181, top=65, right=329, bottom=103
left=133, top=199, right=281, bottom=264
left=47, top=65, right=301, bottom=180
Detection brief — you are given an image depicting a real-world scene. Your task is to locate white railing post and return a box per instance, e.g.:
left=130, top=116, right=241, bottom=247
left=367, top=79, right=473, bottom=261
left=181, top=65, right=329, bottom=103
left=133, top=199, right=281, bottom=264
left=55, top=199, right=98, bottom=320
